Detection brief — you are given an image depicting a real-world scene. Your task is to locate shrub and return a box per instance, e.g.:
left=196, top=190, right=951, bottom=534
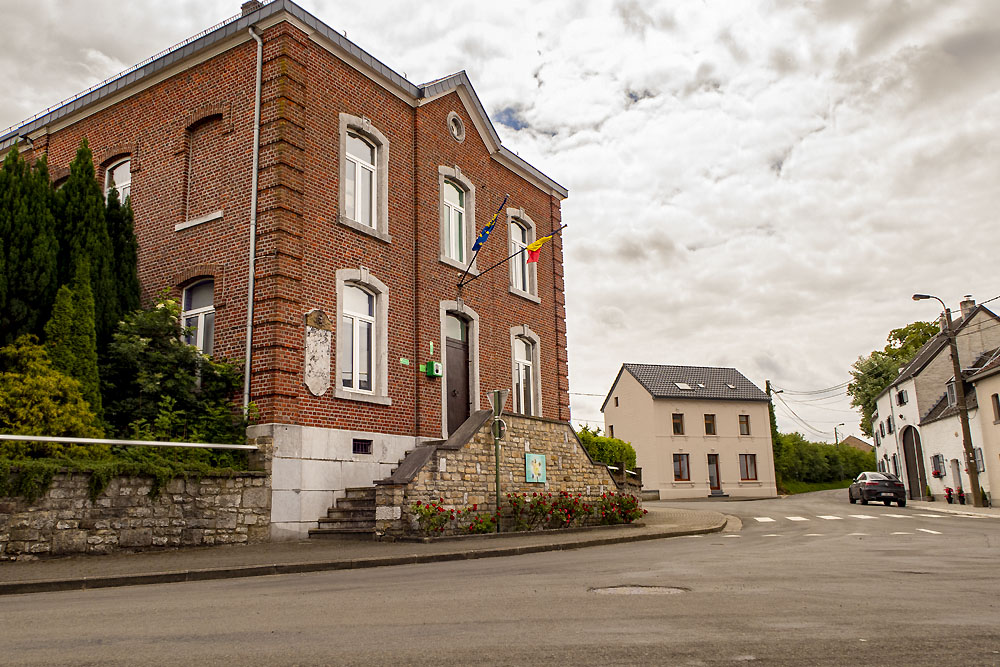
left=576, top=425, right=636, bottom=470
left=597, top=492, right=646, bottom=525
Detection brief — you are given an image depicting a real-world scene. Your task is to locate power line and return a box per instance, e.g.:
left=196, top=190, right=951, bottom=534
left=774, top=393, right=830, bottom=437
left=568, top=392, right=606, bottom=397
left=771, top=381, right=850, bottom=396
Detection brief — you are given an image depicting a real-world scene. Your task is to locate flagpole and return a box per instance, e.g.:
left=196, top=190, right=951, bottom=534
left=457, top=194, right=508, bottom=291
left=458, top=223, right=567, bottom=289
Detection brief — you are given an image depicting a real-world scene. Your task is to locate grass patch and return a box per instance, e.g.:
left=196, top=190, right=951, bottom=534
left=781, top=479, right=853, bottom=495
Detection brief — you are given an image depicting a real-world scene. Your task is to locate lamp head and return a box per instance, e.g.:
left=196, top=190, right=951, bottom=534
left=912, top=294, right=931, bottom=301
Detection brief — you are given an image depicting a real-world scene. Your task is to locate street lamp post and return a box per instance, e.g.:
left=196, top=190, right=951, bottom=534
left=834, top=423, right=845, bottom=445
left=912, top=294, right=983, bottom=507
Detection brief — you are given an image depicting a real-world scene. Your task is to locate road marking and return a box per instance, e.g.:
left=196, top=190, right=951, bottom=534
left=723, top=535, right=741, bottom=538
left=763, top=534, right=782, bottom=537
left=883, top=513, right=909, bottom=518
left=817, top=515, right=842, bottom=520
left=849, top=515, right=877, bottom=519
left=848, top=532, right=868, bottom=536
left=891, top=531, right=912, bottom=535
left=804, top=533, right=824, bottom=536
left=754, top=517, right=776, bottom=522
left=917, top=528, right=942, bottom=534
left=915, top=513, right=945, bottom=518
left=786, top=516, right=809, bottom=521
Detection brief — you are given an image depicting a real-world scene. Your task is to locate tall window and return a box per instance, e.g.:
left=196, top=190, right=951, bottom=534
left=105, top=159, right=131, bottom=202
left=739, top=414, right=751, bottom=436
left=993, top=393, right=999, bottom=422
left=514, top=336, right=534, bottom=415
left=341, top=284, right=374, bottom=392
left=673, top=453, right=690, bottom=481
left=345, top=133, right=376, bottom=228
left=672, top=413, right=684, bottom=435
left=975, top=447, right=985, bottom=473
left=704, top=414, right=716, bottom=435
left=739, top=454, right=758, bottom=480
left=182, top=280, right=214, bottom=355
left=443, top=181, right=465, bottom=262
left=510, top=220, right=529, bottom=292
left=891, top=454, right=900, bottom=477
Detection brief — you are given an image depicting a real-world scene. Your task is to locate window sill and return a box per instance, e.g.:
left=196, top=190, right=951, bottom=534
left=338, top=215, right=392, bottom=243
left=175, top=209, right=223, bottom=231
left=334, top=387, right=392, bottom=406
left=509, top=286, right=541, bottom=304
left=439, top=254, right=478, bottom=275
left=671, top=481, right=695, bottom=487
left=738, top=480, right=762, bottom=485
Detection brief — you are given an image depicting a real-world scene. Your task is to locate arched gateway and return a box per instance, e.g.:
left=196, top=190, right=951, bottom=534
left=900, top=425, right=927, bottom=500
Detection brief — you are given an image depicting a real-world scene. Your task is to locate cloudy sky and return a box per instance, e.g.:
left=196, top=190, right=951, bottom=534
left=2, top=0, right=998, bottom=442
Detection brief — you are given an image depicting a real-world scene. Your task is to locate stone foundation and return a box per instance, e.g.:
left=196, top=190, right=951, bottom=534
left=0, top=472, right=270, bottom=561
left=375, top=411, right=633, bottom=537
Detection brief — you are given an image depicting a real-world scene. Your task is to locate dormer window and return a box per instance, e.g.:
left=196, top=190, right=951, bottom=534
left=946, top=381, right=957, bottom=407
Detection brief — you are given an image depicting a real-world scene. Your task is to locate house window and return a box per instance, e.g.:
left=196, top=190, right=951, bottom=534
left=338, top=114, right=390, bottom=241
left=608, top=425, right=614, bottom=438
left=345, top=133, right=376, bottom=228
left=704, top=414, right=716, bottom=435
left=672, top=413, right=684, bottom=435
left=739, top=454, right=758, bottom=480
left=352, top=438, right=373, bottom=455
left=946, top=382, right=957, bottom=407
left=104, top=158, right=131, bottom=202
left=992, top=393, right=999, bottom=422
left=181, top=279, right=214, bottom=355
left=335, top=268, right=390, bottom=405
left=443, top=181, right=465, bottom=262
left=896, top=390, right=908, bottom=406
left=340, top=284, right=375, bottom=393
left=931, top=454, right=945, bottom=476
left=880, top=422, right=885, bottom=437
left=891, top=453, right=900, bottom=477
left=673, top=453, right=690, bottom=481
left=614, top=397, right=619, bottom=407
left=739, top=414, right=751, bottom=436
left=184, top=115, right=224, bottom=223
left=886, top=415, right=894, bottom=434
left=875, top=432, right=880, bottom=447
left=975, top=447, right=985, bottom=473
left=508, top=209, right=539, bottom=301
left=513, top=336, right=535, bottom=416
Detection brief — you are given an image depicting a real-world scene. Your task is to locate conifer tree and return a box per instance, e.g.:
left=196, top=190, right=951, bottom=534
left=104, top=186, right=140, bottom=319
left=0, top=148, right=58, bottom=344
left=55, top=139, right=115, bottom=349
left=44, top=264, right=102, bottom=417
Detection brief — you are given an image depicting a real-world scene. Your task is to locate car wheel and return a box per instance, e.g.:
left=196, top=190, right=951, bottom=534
left=849, top=492, right=856, bottom=504
left=898, top=499, right=906, bottom=508
left=883, top=500, right=892, bottom=506
left=860, top=497, right=868, bottom=505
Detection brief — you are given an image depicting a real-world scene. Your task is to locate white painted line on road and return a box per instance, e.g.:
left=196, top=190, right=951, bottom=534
left=891, top=531, right=912, bottom=535
left=848, top=532, right=868, bottom=536
left=804, top=533, right=824, bottom=537
left=915, top=513, right=945, bottom=518
left=883, top=513, right=909, bottom=518
left=755, top=517, right=776, bottom=522
left=917, top=528, right=942, bottom=535
left=786, top=516, right=809, bottom=521
left=763, top=534, right=782, bottom=537
left=723, top=535, right=741, bottom=538
left=817, top=515, right=842, bottom=520
left=849, top=515, right=877, bottom=519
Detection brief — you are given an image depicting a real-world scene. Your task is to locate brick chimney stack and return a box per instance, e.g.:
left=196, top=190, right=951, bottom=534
left=241, top=1, right=263, bottom=16
left=960, top=295, right=976, bottom=321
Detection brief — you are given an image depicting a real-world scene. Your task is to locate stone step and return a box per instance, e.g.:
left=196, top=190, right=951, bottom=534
left=344, top=487, right=376, bottom=499
left=308, top=527, right=375, bottom=539
left=333, top=499, right=375, bottom=511
left=327, top=507, right=375, bottom=519
left=317, top=517, right=375, bottom=530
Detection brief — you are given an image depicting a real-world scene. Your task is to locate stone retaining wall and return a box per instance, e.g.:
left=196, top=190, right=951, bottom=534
left=375, top=412, right=631, bottom=537
left=0, top=472, right=270, bottom=561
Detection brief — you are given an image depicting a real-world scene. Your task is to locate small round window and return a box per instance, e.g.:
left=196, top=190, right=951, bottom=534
left=446, top=111, right=465, bottom=143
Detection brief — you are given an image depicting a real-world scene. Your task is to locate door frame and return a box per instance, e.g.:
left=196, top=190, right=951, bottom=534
left=707, top=453, right=721, bottom=491
left=439, top=301, right=480, bottom=439
left=901, top=425, right=927, bottom=500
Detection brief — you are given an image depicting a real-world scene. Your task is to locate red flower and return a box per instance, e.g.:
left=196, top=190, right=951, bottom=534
left=473, top=504, right=478, bottom=511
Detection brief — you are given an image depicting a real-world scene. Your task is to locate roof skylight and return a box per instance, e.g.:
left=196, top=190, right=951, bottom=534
left=674, top=382, right=693, bottom=390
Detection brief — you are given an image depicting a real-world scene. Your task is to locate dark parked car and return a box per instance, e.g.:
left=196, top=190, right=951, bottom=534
left=849, top=472, right=906, bottom=507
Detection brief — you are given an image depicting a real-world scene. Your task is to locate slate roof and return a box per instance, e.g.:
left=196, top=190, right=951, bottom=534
left=602, top=363, right=769, bottom=411
left=918, top=348, right=996, bottom=425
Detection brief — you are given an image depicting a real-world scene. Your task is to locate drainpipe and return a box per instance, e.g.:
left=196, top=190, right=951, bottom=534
left=243, top=26, right=263, bottom=410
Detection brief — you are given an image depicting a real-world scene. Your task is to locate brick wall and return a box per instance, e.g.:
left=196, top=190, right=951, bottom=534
left=0, top=472, right=270, bottom=561
left=375, top=413, right=626, bottom=537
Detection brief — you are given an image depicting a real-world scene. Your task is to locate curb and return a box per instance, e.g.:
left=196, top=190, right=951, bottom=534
left=0, top=517, right=727, bottom=597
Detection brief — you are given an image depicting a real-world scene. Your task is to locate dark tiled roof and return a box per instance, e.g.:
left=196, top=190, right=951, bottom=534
left=920, top=387, right=978, bottom=425
left=971, top=352, right=1000, bottom=382
left=619, top=363, right=769, bottom=403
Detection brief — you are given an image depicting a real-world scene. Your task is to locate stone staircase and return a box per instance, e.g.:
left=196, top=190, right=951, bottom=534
left=309, top=487, right=376, bottom=538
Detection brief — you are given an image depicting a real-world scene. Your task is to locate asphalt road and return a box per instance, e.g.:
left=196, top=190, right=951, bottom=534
left=3, top=490, right=999, bottom=666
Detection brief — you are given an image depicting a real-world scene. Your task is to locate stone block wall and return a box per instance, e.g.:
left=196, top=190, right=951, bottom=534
left=375, top=412, right=630, bottom=537
left=0, top=472, right=270, bottom=561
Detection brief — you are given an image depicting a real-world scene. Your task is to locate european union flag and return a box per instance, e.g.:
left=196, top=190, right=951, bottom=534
left=472, top=195, right=508, bottom=252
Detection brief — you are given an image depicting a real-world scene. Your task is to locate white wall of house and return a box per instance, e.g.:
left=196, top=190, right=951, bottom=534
left=920, top=410, right=988, bottom=498
left=973, top=371, right=1000, bottom=504
left=873, top=377, right=918, bottom=479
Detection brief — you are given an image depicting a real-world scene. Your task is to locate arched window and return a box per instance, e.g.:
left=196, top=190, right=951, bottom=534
left=345, top=133, right=376, bottom=229
left=340, top=284, right=375, bottom=392
left=443, top=181, right=465, bottom=263
left=510, top=220, right=529, bottom=292
left=182, top=279, right=214, bottom=354
left=514, top=336, right=535, bottom=416
left=105, top=158, right=131, bottom=202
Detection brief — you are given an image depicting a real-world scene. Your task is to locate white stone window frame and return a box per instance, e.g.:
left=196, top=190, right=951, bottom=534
left=181, top=279, right=215, bottom=355
left=507, top=208, right=540, bottom=304
left=509, top=324, right=542, bottom=417
left=335, top=267, right=391, bottom=406
left=438, top=166, right=477, bottom=273
left=439, top=300, right=481, bottom=439
left=338, top=114, right=391, bottom=243
left=446, top=111, right=466, bottom=143
left=104, top=157, right=131, bottom=203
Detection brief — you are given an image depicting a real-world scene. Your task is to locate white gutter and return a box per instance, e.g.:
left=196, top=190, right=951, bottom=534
left=243, top=26, right=263, bottom=410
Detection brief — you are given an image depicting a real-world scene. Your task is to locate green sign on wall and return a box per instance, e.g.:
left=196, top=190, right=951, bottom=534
left=525, top=453, right=546, bottom=483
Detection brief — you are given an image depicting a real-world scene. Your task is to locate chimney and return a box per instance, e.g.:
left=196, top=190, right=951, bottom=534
left=960, top=295, right=976, bottom=320
left=241, top=1, right=263, bottom=16
left=939, top=313, right=948, bottom=332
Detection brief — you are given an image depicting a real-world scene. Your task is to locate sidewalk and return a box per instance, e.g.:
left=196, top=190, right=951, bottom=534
left=0, top=506, right=727, bottom=596
left=905, top=499, right=1000, bottom=518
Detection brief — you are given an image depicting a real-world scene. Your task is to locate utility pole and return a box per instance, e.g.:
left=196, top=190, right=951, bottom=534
left=913, top=294, right=983, bottom=507
left=834, top=423, right=844, bottom=445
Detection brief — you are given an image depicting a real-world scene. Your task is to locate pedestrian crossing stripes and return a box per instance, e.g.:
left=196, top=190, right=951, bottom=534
left=751, top=512, right=952, bottom=523
left=916, top=528, right=942, bottom=534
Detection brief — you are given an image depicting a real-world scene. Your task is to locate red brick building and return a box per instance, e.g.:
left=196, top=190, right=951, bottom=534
left=0, top=0, right=569, bottom=538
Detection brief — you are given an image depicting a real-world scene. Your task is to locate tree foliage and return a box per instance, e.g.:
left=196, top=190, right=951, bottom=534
left=44, top=265, right=101, bottom=418
left=576, top=425, right=637, bottom=470
left=105, top=187, right=141, bottom=318
left=847, top=321, right=937, bottom=437
left=773, top=431, right=875, bottom=486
